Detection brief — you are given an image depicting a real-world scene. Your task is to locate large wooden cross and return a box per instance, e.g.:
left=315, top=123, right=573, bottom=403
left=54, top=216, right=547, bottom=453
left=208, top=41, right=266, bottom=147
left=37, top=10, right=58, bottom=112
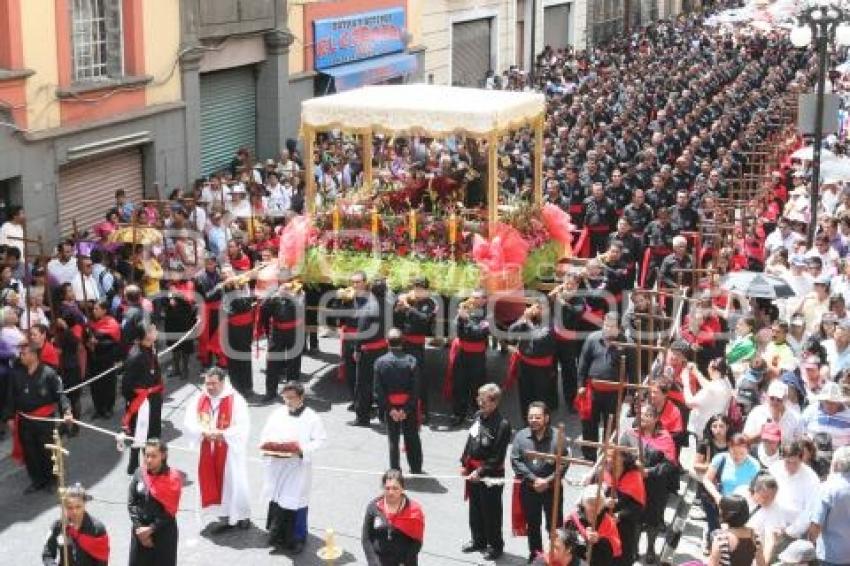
left=45, top=428, right=70, bottom=566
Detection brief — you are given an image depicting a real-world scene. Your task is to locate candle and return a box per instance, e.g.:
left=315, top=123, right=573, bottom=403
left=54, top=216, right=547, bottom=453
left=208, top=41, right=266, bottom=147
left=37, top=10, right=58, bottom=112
left=332, top=204, right=341, bottom=233
left=448, top=212, right=458, bottom=246
left=409, top=209, right=417, bottom=241
left=371, top=208, right=379, bottom=237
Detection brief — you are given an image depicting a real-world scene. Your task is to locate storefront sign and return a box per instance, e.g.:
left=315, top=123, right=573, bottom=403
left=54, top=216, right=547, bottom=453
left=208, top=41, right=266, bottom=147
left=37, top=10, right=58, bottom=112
left=314, top=7, right=406, bottom=70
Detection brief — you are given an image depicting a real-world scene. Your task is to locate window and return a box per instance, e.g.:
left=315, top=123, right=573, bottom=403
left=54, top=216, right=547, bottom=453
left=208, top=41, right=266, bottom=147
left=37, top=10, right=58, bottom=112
left=72, top=0, right=123, bottom=81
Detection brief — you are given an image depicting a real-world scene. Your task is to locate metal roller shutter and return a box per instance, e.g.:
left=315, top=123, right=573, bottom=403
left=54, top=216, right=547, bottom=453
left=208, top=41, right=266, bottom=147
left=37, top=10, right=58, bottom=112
left=58, top=147, right=144, bottom=237
left=451, top=18, right=492, bottom=88
left=544, top=4, right=571, bottom=50
left=200, top=66, right=257, bottom=176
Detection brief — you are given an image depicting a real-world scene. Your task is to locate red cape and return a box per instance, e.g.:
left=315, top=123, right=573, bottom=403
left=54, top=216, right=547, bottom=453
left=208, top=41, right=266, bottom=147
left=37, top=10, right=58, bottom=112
left=604, top=468, right=646, bottom=507
left=141, top=467, right=182, bottom=517
left=67, top=524, right=110, bottom=562
left=91, top=315, right=121, bottom=343
left=41, top=341, right=60, bottom=368
left=377, top=497, right=424, bottom=542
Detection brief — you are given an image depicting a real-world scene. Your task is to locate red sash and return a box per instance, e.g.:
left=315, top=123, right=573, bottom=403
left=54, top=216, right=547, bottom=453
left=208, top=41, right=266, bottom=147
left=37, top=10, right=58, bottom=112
left=67, top=524, right=110, bottom=562
left=511, top=478, right=528, bottom=536
left=604, top=468, right=646, bottom=507
left=91, top=316, right=121, bottom=342
left=586, top=224, right=611, bottom=233
left=574, top=386, right=593, bottom=421
left=198, top=300, right=223, bottom=366
left=197, top=394, right=234, bottom=508
left=569, top=511, right=622, bottom=558
left=338, top=325, right=357, bottom=383
left=443, top=338, right=487, bottom=399
left=640, top=246, right=671, bottom=288
left=121, top=384, right=164, bottom=431
left=361, top=339, right=389, bottom=352
left=141, top=467, right=182, bottom=517
left=461, top=457, right=503, bottom=500
left=228, top=309, right=254, bottom=327
left=568, top=204, right=584, bottom=216
left=11, top=403, right=55, bottom=464
left=505, top=351, right=554, bottom=390
left=387, top=392, right=411, bottom=406
left=403, top=334, right=427, bottom=346
left=589, top=378, right=621, bottom=393
left=377, top=497, right=425, bottom=542
left=272, top=318, right=300, bottom=331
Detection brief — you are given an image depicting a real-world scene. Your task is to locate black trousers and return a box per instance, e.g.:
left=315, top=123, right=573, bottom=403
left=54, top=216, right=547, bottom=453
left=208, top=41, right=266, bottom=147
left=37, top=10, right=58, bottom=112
left=451, top=352, right=486, bottom=418
left=614, top=516, right=640, bottom=566
left=128, top=520, right=178, bottom=566
left=387, top=412, right=422, bottom=473
left=126, top=395, right=163, bottom=474
left=226, top=322, right=253, bottom=396
left=305, top=287, right=321, bottom=350
left=517, top=364, right=558, bottom=422
left=20, top=418, right=53, bottom=486
left=555, top=339, right=581, bottom=408
left=589, top=230, right=611, bottom=256
left=341, top=337, right=358, bottom=397
left=468, top=481, right=504, bottom=552
left=355, top=348, right=387, bottom=424
left=581, top=389, right=618, bottom=461
left=520, top=483, right=563, bottom=558
left=266, top=332, right=302, bottom=396
left=403, top=343, right=427, bottom=415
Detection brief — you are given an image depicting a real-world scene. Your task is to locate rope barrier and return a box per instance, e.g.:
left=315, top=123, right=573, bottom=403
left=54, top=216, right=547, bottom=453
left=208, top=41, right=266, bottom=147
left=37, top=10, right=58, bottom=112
left=63, top=318, right=201, bottom=394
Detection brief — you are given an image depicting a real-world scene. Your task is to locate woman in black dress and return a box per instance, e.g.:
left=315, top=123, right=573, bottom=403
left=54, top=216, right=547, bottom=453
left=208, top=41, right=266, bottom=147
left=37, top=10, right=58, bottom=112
left=362, top=469, right=425, bottom=566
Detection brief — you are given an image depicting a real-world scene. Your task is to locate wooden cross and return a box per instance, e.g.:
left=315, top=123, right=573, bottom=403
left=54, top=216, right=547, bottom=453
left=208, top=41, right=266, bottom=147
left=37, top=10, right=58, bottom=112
left=45, top=428, right=71, bottom=566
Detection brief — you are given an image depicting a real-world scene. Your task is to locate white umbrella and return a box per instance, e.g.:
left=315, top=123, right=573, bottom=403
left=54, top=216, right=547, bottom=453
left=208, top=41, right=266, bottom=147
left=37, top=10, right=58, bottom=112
left=791, top=146, right=835, bottom=161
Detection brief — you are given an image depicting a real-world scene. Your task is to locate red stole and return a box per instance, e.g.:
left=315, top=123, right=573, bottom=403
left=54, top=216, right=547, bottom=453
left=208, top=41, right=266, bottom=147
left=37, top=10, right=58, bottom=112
left=41, top=341, right=60, bottom=368
left=569, top=511, right=622, bottom=558
left=442, top=338, right=487, bottom=399
left=377, top=497, right=424, bottom=542
left=121, top=384, right=164, bottom=431
left=141, top=467, right=182, bottom=517
left=603, top=468, right=646, bottom=507
left=67, top=523, right=110, bottom=562
left=639, top=429, right=678, bottom=465
left=11, top=403, right=55, bottom=464
left=91, top=315, right=121, bottom=342
left=197, top=394, right=234, bottom=507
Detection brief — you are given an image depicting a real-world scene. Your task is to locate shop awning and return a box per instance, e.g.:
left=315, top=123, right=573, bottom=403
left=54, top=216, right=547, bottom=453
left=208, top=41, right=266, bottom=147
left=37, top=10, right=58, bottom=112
left=321, top=52, right=418, bottom=92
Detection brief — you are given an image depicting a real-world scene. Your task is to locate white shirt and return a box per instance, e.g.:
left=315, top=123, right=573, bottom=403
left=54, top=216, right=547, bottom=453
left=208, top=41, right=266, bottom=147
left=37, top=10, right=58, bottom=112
left=46, top=257, right=80, bottom=287
left=0, top=221, right=24, bottom=256
left=747, top=501, right=795, bottom=541
left=768, top=459, right=821, bottom=513
left=71, top=273, right=100, bottom=302
left=687, top=377, right=733, bottom=438
left=743, top=404, right=804, bottom=443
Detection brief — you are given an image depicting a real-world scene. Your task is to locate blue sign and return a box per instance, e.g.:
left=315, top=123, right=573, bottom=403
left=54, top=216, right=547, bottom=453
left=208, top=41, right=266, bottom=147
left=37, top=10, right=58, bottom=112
left=313, top=7, right=406, bottom=70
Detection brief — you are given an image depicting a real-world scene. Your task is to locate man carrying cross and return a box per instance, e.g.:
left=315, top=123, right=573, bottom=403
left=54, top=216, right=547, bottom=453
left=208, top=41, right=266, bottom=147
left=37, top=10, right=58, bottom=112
left=510, top=401, right=567, bottom=563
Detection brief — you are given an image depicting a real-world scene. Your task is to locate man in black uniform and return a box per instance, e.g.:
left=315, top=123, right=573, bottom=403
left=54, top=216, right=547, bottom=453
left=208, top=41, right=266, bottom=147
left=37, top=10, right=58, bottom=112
left=394, top=277, right=437, bottom=423
left=446, top=289, right=489, bottom=427
left=122, top=323, right=164, bottom=475
left=563, top=166, right=586, bottom=227
left=641, top=208, right=676, bottom=288
left=658, top=235, right=694, bottom=290
left=42, top=484, right=110, bottom=566
left=583, top=182, right=617, bottom=256
left=375, top=328, right=422, bottom=474
left=222, top=272, right=255, bottom=397
left=4, top=341, right=72, bottom=493
left=550, top=272, right=587, bottom=411
left=353, top=277, right=390, bottom=426
left=608, top=218, right=641, bottom=290
left=622, top=189, right=653, bottom=238
left=460, top=383, right=512, bottom=562
left=577, top=313, right=634, bottom=461
left=510, top=402, right=567, bottom=563
left=507, top=301, right=557, bottom=420
left=194, top=255, right=223, bottom=368
left=260, top=271, right=304, bottom=402
left=668, top=190, right=699, bottom=232
left=328, top=271, right=369, bottom=409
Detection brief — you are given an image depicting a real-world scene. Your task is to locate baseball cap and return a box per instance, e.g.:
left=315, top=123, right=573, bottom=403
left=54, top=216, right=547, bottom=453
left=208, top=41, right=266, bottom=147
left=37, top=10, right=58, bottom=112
left=761, top=422, right=782, bottom=443
left=767, top=380, right=788, bottom=399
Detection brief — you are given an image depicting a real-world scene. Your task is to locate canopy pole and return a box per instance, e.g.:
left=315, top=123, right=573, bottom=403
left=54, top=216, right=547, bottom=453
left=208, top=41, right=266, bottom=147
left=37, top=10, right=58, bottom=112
left=487, top=133, right=498, bottom=232
left=362, top=128, right=374, bottom=193
left=534, top=113, right=544, bottom=204
left=304, top=125, right=317, bottom=215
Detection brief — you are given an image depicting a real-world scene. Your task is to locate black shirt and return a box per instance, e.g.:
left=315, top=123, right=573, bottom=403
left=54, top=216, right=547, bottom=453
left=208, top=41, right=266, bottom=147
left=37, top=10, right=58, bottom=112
left=122, top=345, right=162, bottom=401
left=42, top=513, right=108, bottom=566
left=3, top=363, right=70, bottom=419
left=374, top=350, right=419, bottom=414
left=460, top=410, right=511, bottom=477
left=510, top=426, right=569, bottom=483
left=577, top=330, right=635, bottom=386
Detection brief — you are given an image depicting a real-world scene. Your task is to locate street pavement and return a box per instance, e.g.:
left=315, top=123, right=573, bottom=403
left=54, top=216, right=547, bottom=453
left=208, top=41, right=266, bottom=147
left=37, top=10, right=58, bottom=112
left=0, top=336, right=704, bottom=565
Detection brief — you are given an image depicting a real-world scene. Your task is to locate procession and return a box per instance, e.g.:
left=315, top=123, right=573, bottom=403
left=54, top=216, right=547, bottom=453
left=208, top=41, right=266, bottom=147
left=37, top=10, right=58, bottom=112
left=3, top=0, right=850, bottom=564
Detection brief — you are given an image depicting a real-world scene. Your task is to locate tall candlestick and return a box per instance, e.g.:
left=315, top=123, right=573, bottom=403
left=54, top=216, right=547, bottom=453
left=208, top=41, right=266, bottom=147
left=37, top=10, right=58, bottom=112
left=332, top=204, right=341, bottom=233
left=371, top=208, right=379, bottom=237
left=448, top=212, right=458, bottom=246
left=409, top=209, right=417, bottom=241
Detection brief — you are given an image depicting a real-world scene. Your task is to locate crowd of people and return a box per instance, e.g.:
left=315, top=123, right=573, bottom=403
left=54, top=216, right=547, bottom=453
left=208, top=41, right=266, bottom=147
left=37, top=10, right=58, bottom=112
left=2, top=2, right=850, bottom=565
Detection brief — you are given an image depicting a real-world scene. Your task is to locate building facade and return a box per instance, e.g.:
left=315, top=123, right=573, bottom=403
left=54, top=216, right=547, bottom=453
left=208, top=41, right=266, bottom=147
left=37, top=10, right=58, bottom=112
left=0, top=0, right=186, bottom=245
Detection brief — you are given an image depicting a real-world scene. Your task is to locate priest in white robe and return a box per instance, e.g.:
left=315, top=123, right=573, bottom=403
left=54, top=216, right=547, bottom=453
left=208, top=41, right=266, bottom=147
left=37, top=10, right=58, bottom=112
left=182, top=368, right=252, bottom=531
left=260, top=381, right=326, bottom=555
